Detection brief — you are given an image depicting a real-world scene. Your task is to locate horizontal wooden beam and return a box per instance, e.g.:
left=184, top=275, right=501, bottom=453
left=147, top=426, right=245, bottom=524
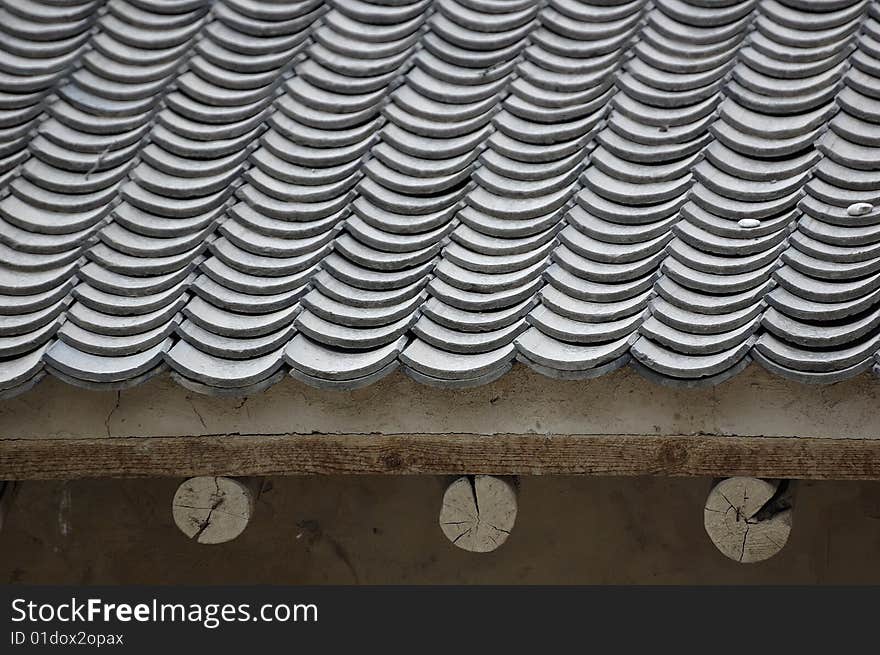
left=0, top=433, right=879, bottom=480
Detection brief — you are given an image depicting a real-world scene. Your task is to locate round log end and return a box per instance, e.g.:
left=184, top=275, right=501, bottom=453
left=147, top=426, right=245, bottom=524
left=172, top=476, right=257, bottom=545
left=439, top=475, right=517, bottom=553
left=704, top=477, right=792, bottom=564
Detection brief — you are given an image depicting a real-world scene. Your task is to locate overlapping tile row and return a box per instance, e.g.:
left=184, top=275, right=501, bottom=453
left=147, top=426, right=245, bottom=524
left=631, top=0, right=870, bottom=386
left=177, top=0, right=428, bottom=392
left=106, top=0, right=325, bottom=395
left=394, top=0, right=648, bottom=387
left=755, top=0, right=879, bottom=383
left=0, top=0, right=102, bottom=186
left=285, top=0, right=540, bottom=389
left=43, top=0, right=324, bottom=392
left=0, top=0, right=212, bottom=396
left=1, top=0, right=880, bottom=397
left=513, top=0, right=753, bottom=382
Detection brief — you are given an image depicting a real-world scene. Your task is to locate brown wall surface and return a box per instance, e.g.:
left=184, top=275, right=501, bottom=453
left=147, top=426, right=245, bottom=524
left=3, top=476, right=880, bottom=584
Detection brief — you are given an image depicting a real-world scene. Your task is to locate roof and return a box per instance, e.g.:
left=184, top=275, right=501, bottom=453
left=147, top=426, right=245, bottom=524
left=0, top=0, right=878, bottom=397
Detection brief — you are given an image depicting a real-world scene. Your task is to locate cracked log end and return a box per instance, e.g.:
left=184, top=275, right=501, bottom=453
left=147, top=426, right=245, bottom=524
left=704, top=477, right=792, bottom=564
left=439, top=475, right=517, bottom=553
left=172, top=476, right=258, bottom=545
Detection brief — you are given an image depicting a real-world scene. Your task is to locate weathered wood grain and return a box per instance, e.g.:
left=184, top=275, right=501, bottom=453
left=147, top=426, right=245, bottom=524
left=704, top=477, right=793, bottom=563
left=439, top=475, right=518, bottom=552
left=1, top=433, right=880, bottom=480
left=172, top=476, right=261, bottom=544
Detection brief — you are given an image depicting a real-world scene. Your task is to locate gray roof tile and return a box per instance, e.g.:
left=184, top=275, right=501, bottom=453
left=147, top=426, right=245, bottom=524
left=59, top=317, right=178, bottom=357
left=401, top=337, right=515, bottom=380
left=45, top=337, right=171, bottom=383
left=166, top=338, right=284, bottom=387
left=0, top=0, right=879, bottom=396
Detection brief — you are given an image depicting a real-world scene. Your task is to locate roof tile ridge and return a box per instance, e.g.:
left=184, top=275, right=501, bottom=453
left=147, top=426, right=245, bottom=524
left=0, top=0, right=112, bottom=193
left=511, top=0, right=658, bottom=381
left=278, top=0, right=507, bottom=387
left=0, top=0, right=219, bottom=397
left=618, top=0, right=778, bottom=385
left=756, top=0, right=880, bottom=384
left=360, top=0, right=552, bottom=385
left=178, top=1, right=435, bottom=392
left=508, top=0, right=760, bottom=384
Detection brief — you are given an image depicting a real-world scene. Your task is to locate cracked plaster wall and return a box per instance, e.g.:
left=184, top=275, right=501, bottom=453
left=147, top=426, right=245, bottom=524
left=0, top=364, right=878, bottom=440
